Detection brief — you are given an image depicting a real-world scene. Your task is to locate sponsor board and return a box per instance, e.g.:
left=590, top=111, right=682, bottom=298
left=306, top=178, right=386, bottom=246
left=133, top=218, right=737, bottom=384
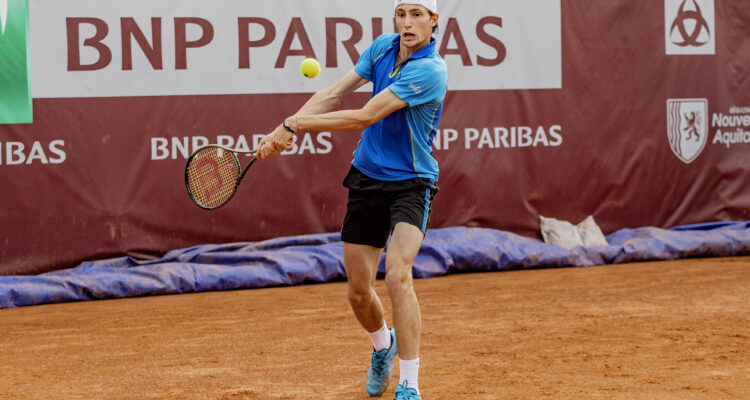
left=30, top=0, right=562, bottom=98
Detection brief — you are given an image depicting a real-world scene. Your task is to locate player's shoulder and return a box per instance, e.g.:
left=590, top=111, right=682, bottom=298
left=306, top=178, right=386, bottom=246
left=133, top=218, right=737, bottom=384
left=404, top=54, right=447, bottom=82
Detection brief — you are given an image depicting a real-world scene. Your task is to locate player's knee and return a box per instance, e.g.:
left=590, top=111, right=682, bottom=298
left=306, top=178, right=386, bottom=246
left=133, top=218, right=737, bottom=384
left=384, top=269, right=412, bottom=298
left=347, top=287, right=372, bottom=309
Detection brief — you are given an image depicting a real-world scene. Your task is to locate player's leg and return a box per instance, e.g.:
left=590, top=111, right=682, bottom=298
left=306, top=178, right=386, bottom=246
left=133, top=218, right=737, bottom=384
left=341, top=180, right=390, bottom=336
left=344, top=244, right=399, bottom=398
left=343, top=242, right=385, bottom=333
left=386, top=223, right=424, bottom=399
left=341, top=167, right=398, bottom=397
left=384, top=222, right=424, bottom=360
left=386, top=182, right=437, bottom=399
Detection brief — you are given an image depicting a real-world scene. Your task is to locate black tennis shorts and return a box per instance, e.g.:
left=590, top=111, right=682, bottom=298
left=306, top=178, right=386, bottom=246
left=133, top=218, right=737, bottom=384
left=341, top=165, right=439, bottom=248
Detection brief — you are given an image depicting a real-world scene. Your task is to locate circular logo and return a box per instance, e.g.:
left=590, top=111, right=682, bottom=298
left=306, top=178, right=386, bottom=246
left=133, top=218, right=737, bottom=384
left=670, top=0, right=711, bottom=47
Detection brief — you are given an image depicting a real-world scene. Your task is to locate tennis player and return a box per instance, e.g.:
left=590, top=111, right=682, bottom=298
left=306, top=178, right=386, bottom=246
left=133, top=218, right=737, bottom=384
left=257, top=1, right=446, bottom=398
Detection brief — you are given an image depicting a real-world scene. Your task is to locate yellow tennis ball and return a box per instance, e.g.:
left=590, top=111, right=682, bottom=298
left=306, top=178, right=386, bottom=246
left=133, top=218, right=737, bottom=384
left=300, top=58, right=320, bottom=78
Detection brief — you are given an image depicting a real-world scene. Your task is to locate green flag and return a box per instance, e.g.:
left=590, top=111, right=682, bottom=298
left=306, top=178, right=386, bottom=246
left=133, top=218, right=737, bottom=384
left=0, top=0, right=32, bottom=124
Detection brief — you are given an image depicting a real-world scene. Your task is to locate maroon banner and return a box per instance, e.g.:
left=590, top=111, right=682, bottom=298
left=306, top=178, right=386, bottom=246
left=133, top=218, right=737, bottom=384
left=1, top=1, right=749, bottom=275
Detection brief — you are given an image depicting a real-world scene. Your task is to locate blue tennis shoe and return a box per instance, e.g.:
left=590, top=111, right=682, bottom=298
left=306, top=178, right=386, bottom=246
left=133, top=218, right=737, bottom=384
left=366, top=328, right=398, bottom=396
left=394, top=380, right=421, bottom=400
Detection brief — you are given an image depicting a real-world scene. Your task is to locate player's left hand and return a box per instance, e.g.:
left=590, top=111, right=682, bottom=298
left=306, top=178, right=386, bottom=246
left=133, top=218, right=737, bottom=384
left=257, top=125, right=293, bottom=160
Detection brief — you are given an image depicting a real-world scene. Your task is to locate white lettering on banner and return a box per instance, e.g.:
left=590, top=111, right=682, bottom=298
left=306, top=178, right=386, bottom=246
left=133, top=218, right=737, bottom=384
left=729, top=106, right=750, bottom=114
left=30, top=0, right=561, bottom=98
left=712, top=113, right=750, bottom=128
left=0, top=140, right=67, bottom=165
left=150, top=133, right=333, bottom=160
left=433, top=125, right=562, bottom=151
left=712, top=129, right=750, bottom=148
left=710, top=106, right=750, bottom=149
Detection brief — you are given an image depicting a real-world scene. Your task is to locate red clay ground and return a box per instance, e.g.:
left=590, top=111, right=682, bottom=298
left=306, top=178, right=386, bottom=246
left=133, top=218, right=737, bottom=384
left=1, top=257, right=749, bottom=400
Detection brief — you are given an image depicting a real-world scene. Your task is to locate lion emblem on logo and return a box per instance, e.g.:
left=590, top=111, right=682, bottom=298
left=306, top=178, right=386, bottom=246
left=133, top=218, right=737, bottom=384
left=667, top=99, right=708, bottom=164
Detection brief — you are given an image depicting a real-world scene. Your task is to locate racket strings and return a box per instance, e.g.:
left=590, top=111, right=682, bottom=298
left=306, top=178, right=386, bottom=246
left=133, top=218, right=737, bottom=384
left=186, top=147, right=240, bottom=209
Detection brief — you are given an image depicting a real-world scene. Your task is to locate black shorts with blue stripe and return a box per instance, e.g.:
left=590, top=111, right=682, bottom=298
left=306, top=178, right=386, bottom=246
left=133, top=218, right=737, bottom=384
left=341, top=165, right=439, bottom=249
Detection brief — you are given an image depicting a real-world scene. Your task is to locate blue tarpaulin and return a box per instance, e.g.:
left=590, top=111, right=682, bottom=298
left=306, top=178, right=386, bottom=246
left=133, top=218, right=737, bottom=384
left=1, top=222, right=749, bottom=308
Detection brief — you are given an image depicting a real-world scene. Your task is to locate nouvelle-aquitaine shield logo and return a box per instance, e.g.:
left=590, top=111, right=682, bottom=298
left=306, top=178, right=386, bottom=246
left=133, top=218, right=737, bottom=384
left=667, top=99, right=708, bottom=164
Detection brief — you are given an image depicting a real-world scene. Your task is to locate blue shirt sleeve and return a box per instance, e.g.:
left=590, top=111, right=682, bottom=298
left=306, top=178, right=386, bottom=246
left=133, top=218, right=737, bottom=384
left=354, top=34, right=397, bottom=82
left=354, top=47, right=375, bottom=81
left=388, top=59, right=447, bottom=107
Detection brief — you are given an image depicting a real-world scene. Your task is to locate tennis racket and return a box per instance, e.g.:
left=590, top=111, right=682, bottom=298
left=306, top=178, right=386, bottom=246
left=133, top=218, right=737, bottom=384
left=184, top=145, right=257, bottom=210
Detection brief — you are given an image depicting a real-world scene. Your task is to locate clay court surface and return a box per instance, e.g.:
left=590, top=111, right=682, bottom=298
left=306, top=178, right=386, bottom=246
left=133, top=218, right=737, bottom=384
left=1, top=257, right=748, bottom=400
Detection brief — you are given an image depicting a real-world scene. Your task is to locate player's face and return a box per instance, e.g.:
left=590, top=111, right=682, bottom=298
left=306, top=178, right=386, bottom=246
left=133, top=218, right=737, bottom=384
left=395, top=5, right=437, bottom=50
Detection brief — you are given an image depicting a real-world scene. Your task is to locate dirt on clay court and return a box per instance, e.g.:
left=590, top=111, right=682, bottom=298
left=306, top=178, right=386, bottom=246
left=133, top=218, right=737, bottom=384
left=1, top=257, right=749, bottom=400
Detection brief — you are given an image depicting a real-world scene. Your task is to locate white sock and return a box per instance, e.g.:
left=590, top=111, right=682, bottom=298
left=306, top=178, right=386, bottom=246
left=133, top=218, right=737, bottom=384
left=399, top=358, right=420, bottom=394
left=367, top=321, right=391, bottom=352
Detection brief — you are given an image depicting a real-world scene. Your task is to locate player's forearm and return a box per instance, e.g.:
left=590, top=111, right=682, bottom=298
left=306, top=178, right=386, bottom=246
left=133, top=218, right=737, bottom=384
left=295, top=109, right=372, bottom=132
left=295, top=86, right=344, bottom=116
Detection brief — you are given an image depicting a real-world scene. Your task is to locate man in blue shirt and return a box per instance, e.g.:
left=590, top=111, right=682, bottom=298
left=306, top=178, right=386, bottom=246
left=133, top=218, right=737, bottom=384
left=257, top=2, right=446, bottom=398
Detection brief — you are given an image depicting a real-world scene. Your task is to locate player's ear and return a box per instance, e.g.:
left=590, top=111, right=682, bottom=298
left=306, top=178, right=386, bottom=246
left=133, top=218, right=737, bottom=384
left=431, top=13, right=439, bottom=30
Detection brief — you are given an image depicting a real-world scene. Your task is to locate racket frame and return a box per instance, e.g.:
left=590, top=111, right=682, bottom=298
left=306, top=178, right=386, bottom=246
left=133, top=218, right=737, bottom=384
left=184, top=144, right=257, bottom=210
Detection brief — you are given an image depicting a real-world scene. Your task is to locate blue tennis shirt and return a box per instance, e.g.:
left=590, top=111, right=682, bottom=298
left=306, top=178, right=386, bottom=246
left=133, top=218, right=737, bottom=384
left=353, top=33, right=448, bottom=182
